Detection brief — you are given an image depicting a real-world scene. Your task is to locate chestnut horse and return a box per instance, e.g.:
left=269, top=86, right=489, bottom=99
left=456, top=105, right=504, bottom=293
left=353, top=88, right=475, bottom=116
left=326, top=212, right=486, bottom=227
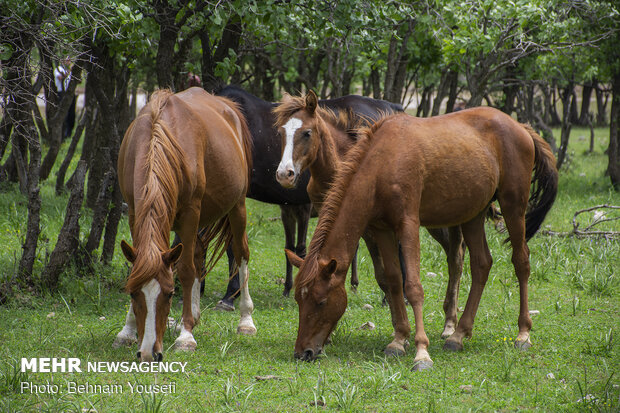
left=287, top=108, right=558, bottom=370
left=275, top=91, right=466, bottom=339
left=113, top=88, right=256, bottom=362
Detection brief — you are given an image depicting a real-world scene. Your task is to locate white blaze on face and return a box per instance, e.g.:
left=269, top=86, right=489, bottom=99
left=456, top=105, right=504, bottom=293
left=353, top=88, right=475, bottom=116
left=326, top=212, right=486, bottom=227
left=277, top=117, right=303, bottom=178
left=139, top=278, right=161, bottom=355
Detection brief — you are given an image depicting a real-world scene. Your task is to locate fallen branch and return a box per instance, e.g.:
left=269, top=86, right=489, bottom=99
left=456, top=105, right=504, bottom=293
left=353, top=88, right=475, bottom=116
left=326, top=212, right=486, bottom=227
left=542, top=204, right=620, bottom=240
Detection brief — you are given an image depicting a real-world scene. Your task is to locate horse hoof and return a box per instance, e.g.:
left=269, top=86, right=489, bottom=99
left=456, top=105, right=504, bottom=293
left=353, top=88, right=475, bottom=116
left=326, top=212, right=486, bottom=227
left=174, top=339, right=197, bottom=352
left=215, top=300, right=235, bottom=312
left=237, top=325, right=257, bottom=336
left=113, top=335, right=137, bottom=348
left=412, top=360, right=433, bottom=372
left=443, top=339, right=463, bottom=352
left=384, top=344, right=406, bottom=357
left=514, top=337, right=532, bottom=351
left=282, top=289, right=290, bottom=298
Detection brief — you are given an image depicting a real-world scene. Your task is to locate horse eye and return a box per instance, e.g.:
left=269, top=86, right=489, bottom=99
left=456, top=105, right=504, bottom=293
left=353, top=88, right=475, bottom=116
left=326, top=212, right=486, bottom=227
left=302, top=130, right=311, bottom=139
left=318, top=299, right=327, bottom=308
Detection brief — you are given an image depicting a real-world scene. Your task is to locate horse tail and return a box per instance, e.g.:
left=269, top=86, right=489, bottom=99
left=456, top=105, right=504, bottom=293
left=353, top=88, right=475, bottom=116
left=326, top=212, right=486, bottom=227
left=197, top=97, right=252, bottom=280
left=197, top=218, right=233, bottom=281
left=523, top=124, right=559, bottom=241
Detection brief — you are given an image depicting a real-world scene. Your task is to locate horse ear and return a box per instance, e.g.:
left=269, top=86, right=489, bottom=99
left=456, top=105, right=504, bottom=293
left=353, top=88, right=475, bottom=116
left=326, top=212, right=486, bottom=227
left=306, top=90, right=318, bottom=114
left=162, top=243, right=183, bottom=266
left=285, top=249, right=304, bottom=268
left=121, top=240, right=136, bottom=263
left=319, top=258, right=338, bottom=279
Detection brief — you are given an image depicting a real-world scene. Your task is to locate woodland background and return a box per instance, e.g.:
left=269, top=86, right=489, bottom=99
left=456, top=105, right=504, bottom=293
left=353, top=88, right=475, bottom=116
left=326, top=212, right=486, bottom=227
left=0, top=0, right=619, bottom=297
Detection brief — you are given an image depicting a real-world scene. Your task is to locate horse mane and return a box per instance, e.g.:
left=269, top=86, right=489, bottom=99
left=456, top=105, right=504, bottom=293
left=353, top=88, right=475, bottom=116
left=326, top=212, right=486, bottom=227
left=294, top=114, right=396, bottom=290
left=273, top=93, right=363, bottom=141
left=126, top=89, right=191, bottom=293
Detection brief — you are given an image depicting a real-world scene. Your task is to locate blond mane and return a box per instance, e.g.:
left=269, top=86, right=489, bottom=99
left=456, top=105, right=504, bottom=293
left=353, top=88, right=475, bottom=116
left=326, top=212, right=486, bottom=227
left=126, top=89, right=190, bottom=293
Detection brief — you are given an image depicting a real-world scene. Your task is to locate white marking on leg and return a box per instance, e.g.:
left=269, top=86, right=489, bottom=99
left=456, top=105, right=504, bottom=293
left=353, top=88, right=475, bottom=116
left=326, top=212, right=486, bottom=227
left=191, top=278, right=200, bottom=323
left=237, top=259, right=256, bottom=335
left=113, top=301, right=137, bottom=347
left=139, top=279, right=161, bottom=356
left=277, top=117, right=302, bottom=178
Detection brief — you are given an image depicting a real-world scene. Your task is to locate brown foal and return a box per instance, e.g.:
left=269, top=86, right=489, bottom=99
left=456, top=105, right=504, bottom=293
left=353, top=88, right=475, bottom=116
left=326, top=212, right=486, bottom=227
left=288, top=108, right=558, bottom=370
left=275, top=91, right=466, bottom=339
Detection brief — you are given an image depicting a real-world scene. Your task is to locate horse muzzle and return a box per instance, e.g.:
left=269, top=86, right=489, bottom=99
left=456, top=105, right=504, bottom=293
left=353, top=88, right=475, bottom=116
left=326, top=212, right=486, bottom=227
left=294, top=347, right=321, bottom=362
left=276, top=167, right=298, bottom=188
left=136, top=351, right=163, bottom=362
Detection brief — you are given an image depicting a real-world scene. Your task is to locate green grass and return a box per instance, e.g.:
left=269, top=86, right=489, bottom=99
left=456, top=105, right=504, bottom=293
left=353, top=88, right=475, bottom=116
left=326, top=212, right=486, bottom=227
left=0, top=127, right=618, bottom=412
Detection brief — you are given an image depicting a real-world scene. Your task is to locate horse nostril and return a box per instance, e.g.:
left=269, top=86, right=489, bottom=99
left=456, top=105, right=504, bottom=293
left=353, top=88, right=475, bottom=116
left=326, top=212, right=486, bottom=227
left=303, top=349, right=314, bottom=361
left=287, top=169, right=295, bottom=178
left=136, top=351, right=141, bottom=359
left=155, top=352, right=163, bottom=362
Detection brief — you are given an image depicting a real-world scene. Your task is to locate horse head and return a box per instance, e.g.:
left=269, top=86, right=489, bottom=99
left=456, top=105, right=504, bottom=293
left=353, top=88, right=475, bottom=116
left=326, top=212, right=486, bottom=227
left=275, top=90, right=322, bottom=188
left=286, top=249, right=347, bottom=361
left=121, top=240, right=182, bottom=362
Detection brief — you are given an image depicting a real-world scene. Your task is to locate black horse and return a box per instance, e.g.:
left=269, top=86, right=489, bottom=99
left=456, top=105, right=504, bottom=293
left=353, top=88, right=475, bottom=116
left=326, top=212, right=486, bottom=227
left=201, top=86, right=403, bottom=310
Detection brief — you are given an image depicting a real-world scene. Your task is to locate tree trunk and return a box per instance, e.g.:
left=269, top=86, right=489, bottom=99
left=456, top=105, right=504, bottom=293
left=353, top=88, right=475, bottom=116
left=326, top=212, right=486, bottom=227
left=578, top=81, right=594, bottom=126
left=431, top=71, right=450, bottom=116
left=595, top=83, right=608, bottom=126
left=556, top=84, right=574, bottom=169
left=17, top=128, right=41, bottom=283
left=41, top=161, right=87, bottom=289
left=608, top=72, right=620, bottom=189
left=39, top=63, right=83, bottom=181
left=445, top=70, right=459, bottom=113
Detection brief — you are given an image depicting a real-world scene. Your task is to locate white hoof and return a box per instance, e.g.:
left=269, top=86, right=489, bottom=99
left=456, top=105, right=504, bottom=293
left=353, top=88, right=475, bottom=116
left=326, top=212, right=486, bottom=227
left=237, top=324, right=257, bottom=336
left=174, top=336, right=197, bottom=351
left=174, top=327, right=197, bottom=351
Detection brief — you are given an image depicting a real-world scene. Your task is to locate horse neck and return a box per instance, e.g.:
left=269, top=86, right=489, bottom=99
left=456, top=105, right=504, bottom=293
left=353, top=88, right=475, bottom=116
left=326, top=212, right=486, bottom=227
left=312, top=172, right=375, bottom=271
left=308, top=118, right=352, bottom=202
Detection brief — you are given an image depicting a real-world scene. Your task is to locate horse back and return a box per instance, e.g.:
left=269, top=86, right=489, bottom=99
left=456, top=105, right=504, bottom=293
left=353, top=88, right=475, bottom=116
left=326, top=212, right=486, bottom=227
left=368, top=108, right=535, bottom=227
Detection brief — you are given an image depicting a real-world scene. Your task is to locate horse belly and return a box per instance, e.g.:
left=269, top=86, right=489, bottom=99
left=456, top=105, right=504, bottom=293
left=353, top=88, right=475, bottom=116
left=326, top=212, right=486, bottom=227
left=418, top=164, right=498, bottom=228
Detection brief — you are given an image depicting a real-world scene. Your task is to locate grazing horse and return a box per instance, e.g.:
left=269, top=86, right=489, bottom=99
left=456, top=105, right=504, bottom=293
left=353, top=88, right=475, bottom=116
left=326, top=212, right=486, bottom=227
left=113, top=88, right=256, bottom=362
left=275, top=91, right=466, bottom=338
left=287, top=108, right=558, bottom=370
left=212, top=86, right=403, bottom=308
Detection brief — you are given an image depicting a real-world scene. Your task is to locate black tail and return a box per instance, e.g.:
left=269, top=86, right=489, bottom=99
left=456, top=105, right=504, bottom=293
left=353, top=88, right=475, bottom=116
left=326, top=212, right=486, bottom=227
left=523, top=125, right=559, bottom=240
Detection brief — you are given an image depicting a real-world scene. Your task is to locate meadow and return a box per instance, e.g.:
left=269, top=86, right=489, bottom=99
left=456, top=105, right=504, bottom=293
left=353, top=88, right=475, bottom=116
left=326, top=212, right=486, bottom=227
left=0, top=127, right=618, bottom=412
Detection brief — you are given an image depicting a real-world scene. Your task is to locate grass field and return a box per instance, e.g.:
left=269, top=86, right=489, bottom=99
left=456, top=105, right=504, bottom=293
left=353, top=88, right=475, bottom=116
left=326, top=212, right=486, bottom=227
left=0, top=127, right=618, bottom=412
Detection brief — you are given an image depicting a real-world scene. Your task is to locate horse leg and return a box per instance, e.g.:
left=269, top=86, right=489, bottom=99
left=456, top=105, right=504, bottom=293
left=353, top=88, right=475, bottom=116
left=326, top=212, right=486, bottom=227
left=371, top=229, right=411, bottom=358
left=114, top=213, right=138, bottom=347
left=294, top=203, right=311, bottom=260
left=427, top=226, right=465, bottom=339
left=229, top=200, right=256, bottom=335
left=113, top=302, right=138, bottom=347
left=444, top=212, right=492, bottom=351
left=397, top=217, right=433, bottom=371
left=500, top=203, right=532, bottom=350
left=216, top=247, right=238, bottom=311
left=362, top=231, right=389, bottom=305
left=350, top=245, right=359, bottom=291
left=280, top=205, right=297, bottom=297
left=174, top=211, right=202, bottom=352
